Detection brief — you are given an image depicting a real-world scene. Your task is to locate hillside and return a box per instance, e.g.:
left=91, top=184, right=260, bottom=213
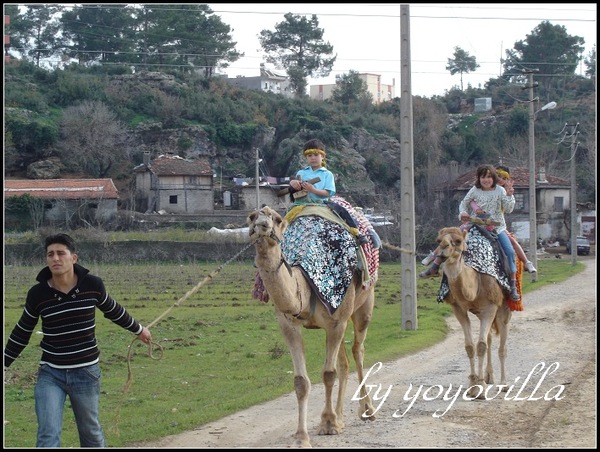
left=4, top=63, right=596, bottom=236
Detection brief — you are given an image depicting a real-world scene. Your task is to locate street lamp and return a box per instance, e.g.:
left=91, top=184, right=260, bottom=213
left=538, top=101, right=557, bottom=115
left=528, top=99, right=556, bottom=282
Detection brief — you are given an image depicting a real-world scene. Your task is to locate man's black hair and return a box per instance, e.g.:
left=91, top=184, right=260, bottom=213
left=45, top=233, right=77, bottom=253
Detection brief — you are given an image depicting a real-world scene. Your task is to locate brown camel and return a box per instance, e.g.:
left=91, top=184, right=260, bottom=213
left=247, top=206, right=376, bottom=448
left=436, top=226, right=512, bottom=398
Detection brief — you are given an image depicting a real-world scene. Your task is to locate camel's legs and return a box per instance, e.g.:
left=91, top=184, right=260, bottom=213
left=318, top=321, right=347, bottom=436
left=496, top=305, right=511, bottom=386
left=275, top=311, right=311, bottom=448
left=351, top=291, right=376, bottom=420
left=451, top=304, right=491, bottom=398
left=450, top=305, right=476, bottom=381
left=476, top=304, right=499, bottom=388
left=484, top=330, right=494, bottom=384
left=335, top=339, right=349, bottom=427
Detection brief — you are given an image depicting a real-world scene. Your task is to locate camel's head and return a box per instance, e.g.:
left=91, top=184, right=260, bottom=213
left=436, top=227, right=467, bottom=261
left=247, top=206, right=288, bottom=242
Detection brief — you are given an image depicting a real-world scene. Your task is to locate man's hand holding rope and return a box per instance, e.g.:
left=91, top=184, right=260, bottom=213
left=137, top=326, right=152, bottom=345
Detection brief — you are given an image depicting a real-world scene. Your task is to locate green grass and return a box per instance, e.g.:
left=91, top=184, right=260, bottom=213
left=3, top=258, right=585, bottom=447
left=3, top=228, right=236, bottom=245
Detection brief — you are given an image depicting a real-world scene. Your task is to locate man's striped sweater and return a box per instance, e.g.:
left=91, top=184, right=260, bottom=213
left=4, top=263, right=143, bottom=369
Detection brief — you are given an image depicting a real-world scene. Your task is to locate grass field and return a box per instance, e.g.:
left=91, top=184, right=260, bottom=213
left=3, top=258, right=585, bottom=447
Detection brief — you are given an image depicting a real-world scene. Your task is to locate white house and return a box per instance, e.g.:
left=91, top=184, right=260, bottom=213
left=225, top=64, right=293, bottom=98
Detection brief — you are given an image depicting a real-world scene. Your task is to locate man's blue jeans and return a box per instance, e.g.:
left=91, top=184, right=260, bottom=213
left=34, top=363, right=106, bottom=447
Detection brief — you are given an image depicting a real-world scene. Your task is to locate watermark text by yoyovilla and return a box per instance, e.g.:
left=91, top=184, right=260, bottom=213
left=351, top=361, right=565, bottom=418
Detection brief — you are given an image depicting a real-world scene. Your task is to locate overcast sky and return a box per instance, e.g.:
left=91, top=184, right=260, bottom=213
left=207, top=3, right=597, bottom=98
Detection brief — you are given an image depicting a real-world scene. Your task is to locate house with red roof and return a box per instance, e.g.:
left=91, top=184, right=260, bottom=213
left=4, top=178, right=119, bottom=227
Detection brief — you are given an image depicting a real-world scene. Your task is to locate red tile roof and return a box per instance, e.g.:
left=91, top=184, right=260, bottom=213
left=134, top=154, right=213, bottom=176
left=4, top=179, right=119, bottom=200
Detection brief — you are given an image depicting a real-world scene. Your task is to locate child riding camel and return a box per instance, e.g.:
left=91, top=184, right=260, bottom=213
left=288, top=139, right=370, bottom=245
left=421, top=164, right=520, bottom=302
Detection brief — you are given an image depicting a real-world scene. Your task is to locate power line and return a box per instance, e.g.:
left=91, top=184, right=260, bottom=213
left=8, top=4, right=595, bottom=96
left=49, top=3, right=597, bottom=22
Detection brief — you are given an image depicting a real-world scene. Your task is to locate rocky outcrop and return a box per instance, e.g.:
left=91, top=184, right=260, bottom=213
left=26, top=158, right=62, bottom=179
left=131, top=123, right=217, bottom=158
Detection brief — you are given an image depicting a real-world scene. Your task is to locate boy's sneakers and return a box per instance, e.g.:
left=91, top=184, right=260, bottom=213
left=419, top=265, right=439, bottom=279
left=525, top=261, right=537, bottom=273
left=357, top=234, right=370, bottom=245
left=421, top=250, right=435, bottom=266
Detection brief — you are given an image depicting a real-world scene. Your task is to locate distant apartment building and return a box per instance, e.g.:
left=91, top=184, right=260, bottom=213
left=310, top=73, right=396, bottom=104
left=225, top=63, right=294, bottom=98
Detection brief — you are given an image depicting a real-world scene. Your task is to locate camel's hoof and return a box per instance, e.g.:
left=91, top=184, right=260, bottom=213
left=359, top=409, right=376, bottom=422
left=317, top=422, right=341, bottom=436
left=359, top=403, right=377, bottom=421
left=293, top=433, right=311, bottom=448
left=318, top=428, right=340, bottom=436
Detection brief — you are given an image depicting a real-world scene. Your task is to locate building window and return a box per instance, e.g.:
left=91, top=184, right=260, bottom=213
left=169, top=195, right=178, bottom=204
left=553, top=196, right=564, bottom=212
left=514, top=193, right=525, bottom=210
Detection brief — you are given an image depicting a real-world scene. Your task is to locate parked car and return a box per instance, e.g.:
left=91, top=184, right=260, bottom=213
left=565, top=236, right=591, bottom=255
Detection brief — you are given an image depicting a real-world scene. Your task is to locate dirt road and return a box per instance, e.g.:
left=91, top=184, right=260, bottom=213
left=133, top=259, right=596, bottom=448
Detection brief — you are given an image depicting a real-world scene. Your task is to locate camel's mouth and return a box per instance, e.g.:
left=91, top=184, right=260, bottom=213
left=252, top=223, right=273, bottom=237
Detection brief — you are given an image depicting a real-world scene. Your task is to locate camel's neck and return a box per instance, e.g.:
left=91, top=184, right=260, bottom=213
left=254, top=238, right=285, bottom=272
left=442, top=256, right=463, bottom=281
left=254, top=240, right=308, bottom=316
left=444, top=256, right=479, bottom=302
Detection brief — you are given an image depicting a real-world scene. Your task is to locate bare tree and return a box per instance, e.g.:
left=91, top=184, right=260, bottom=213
left=57, top=100, right=129, bottom=177
left=28, top=197, right=46, bottom=230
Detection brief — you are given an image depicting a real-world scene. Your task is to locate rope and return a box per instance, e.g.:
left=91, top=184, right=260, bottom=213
left=382, top=241, right=415, bottom=255
left=113, top=239, right=256, bottom=435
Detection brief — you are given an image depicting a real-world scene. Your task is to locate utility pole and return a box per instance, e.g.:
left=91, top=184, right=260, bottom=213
left=524, top=69, right=539, bottom=282
left=568, top=124, right=580, bottom=266
left=255, top=147, right=260, bottom=210
left=399, top=4, right=417, bottom=331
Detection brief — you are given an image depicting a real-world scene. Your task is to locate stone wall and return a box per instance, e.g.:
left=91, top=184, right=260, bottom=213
left=4, top=241, right=401, bottom=266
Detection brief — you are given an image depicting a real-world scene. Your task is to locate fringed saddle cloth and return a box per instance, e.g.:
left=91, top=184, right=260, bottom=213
left=253, top=197, right=380, bottom=315
left=329, top=196, right=380, bottom=286
left=437, top=225, right=524, bottom=311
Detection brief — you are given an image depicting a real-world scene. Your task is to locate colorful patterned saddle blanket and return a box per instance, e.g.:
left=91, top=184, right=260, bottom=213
left=282, top=215, right=356, bottom=315
left=252, top=197, right=379, bottom=315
